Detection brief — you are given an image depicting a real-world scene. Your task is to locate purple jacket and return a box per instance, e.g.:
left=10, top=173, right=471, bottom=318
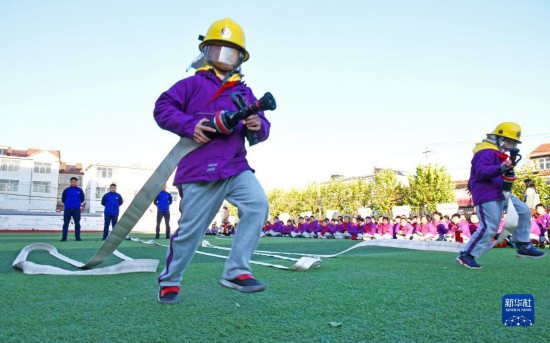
left=271, top=221, right=284, bottom=233
left=530, top=218, right=540, bottom=235
left=284, top=224, right=295, bottom=234
left=459, top=221, right=472, bottom=238
left=154, top=70, right=271, bottom=184
left=298, top=222, right=309, bottom=233
left=327, top=224, right=338, bottom=234
left=426, top=222, right=437, bottom=235
left=365, top=222, right=377, bottom=235
left=308, top=221, right=321, bottom=233
left=394, top=223, right=413, bottom=235
left=535, top=213, right=550, bottom=231
left=436, top=223, right=449, bottom=235
left=378, top=223, right=392, bottom=235
left=468, top=147, right=507, bottom=205
left=347, top=223, right=358, bottom=235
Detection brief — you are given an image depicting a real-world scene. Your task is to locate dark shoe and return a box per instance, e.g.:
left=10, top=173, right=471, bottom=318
left=158, top=286, right=180, bottom=304
left=60, top=239, right=67, bottom=242
left=221, top=274, right=267, bottom=293
left=166, top=235, right=171, bottom=239
left=515, top=243, right=546, bottom=259
left=155, top=235, right=160, bottom=239
left=456, top=251, right=482, bottom=269
left=75, top=238, right=82, bottom=241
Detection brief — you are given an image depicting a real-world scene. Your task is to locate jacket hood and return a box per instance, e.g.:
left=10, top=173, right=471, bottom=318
left=473, top=141, right=499, bottom=154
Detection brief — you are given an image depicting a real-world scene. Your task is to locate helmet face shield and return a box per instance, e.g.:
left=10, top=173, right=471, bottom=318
left=493, top=135, right=519, bottom=153
left=204, top=45, right=242, bottom=70
left=502, top=137, right=519, bottom=150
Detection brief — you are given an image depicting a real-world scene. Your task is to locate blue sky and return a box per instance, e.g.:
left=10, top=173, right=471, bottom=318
left=1, top=0, right=549, bottom=190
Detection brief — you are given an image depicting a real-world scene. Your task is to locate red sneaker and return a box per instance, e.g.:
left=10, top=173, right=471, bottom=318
left=158, top=286, right=180, bottom=304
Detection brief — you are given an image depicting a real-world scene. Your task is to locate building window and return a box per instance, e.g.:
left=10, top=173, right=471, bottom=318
left=537, top=157, right=550, bottom=170
left=96, top=167, right=113, bottom=178
left=34, top=162, right=52, bottom=173
left=0, top=179, right=19, bottom=192
left=95, top=186, right=108, bottom=199
left=0, top=158, right=20, bottom=172
left=32, top=181, right=51, bottom=193
left=170, top=191, right=179, bottom=203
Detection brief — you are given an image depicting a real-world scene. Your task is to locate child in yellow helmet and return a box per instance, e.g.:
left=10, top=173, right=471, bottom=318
left=154, top=18, right=271, bottom=304
left=456, top=122, right=546, bottom=269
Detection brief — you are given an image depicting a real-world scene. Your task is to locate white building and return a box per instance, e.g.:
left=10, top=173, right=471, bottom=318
left=0, top=146, right=61, bottom=211
left=0, top=148, right=227, bottom=232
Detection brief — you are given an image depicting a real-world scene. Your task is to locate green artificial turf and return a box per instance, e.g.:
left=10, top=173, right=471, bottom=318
left=0, top=232, right=548, bottom=342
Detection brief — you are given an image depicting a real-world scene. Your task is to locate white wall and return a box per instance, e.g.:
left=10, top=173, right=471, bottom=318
left=0, top=212, right=103, bottom=231
left=0, top=151, right=59, bottom=212
left=0, top=209, right=175, bottom=234
left=29, top=151, right=60, bottom=211
left=0, top=156, right=31, bottom=211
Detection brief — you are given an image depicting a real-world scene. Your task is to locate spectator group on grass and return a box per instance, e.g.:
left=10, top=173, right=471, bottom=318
left=202, top=204, right=550, bottom=249
left=257, top=205, right=550, bottom=249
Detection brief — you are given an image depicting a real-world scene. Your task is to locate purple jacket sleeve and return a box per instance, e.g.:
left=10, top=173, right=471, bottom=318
left=473, top=150, right=504, bottom=181
left=153, top=79, right=203, bottom=139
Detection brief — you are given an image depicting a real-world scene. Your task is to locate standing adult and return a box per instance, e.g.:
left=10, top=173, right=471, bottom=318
left=222, top=205, right=230, bottom=224
left=61, top=177, right=85, bottom=241
left=523, top=178, right=540, bottom=214
left=101, top=183, right=123, bottom=240
left=154, top=185, right=173, bottom=239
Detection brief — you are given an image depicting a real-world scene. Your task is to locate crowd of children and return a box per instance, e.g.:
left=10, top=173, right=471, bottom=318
left=253, top=205, right=550, bottom=248
left=205, top=221, right=236, bottom=236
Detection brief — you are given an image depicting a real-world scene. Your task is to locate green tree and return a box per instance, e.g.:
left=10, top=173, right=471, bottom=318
left=301, top=183, right=318, bottom=215
left=267, top=178, right=373, bottom=219
left=266, top=188, right=286, bottom=218
left=371, top=169, right=405, bottom=215
left=405, top=164, right=456, bottom=211
left=285, top=188, right=303, bottom=218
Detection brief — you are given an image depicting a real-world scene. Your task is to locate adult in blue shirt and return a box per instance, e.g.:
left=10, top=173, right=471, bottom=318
left=154, top=185, right=173, bottom=239
left=61, top=177, right=85, bottom=241
left=101, top=183, right=124, bottom=240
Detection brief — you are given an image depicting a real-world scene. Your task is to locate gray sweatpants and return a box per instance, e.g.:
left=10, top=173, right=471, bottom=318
left=158, top=170, right=269, bottom=286
left=464, top=194, right=530, bottom=258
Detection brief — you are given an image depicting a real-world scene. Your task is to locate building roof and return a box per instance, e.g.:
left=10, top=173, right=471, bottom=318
left=27, top=148, right=61, bottom=159
left=59, top=162, right=84, bottom=175
left=529, top=143, right=550, bottom=158
left=0, top=146, right=61, bottom=159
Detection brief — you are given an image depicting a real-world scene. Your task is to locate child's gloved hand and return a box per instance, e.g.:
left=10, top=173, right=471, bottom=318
left=243, top=114, right=261, bottom=132
left=194, top=118, right=217, bottom=143
left=500, top=160, right=514, bottom=173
